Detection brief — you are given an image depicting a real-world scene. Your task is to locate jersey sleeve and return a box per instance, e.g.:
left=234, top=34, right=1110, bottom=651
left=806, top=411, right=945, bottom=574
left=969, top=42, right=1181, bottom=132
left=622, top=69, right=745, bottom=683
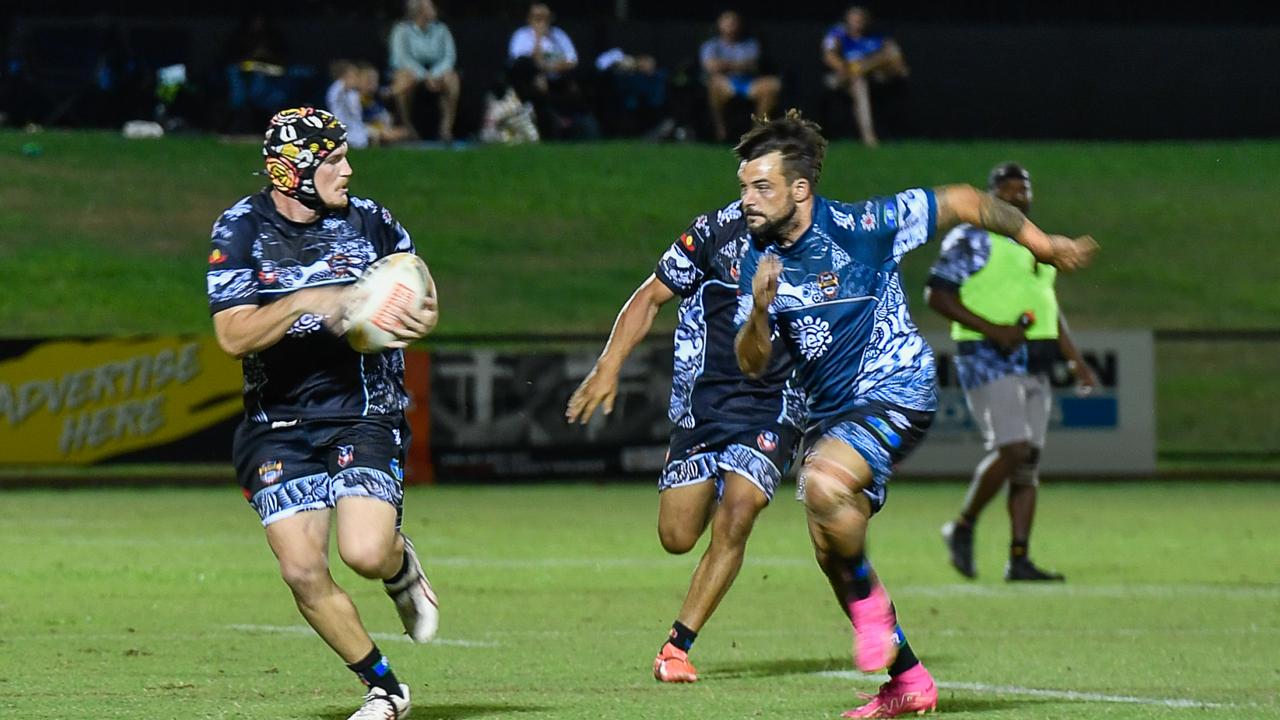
left=352, top=196, right=415, bottom=258
left=888, top=187, right=937, bottom=262
left=207, top=199, right=260, bottom=315
left=927, top=226, right=990, bottom=292
left=654, top=221, right=708, bottom=298
left=821, top=26, right=842, bottom=54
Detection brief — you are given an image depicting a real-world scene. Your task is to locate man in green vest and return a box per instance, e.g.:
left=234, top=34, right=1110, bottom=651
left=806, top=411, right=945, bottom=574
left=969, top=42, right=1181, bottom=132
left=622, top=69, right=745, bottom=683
left=924, top=162, right=1098, bottom=581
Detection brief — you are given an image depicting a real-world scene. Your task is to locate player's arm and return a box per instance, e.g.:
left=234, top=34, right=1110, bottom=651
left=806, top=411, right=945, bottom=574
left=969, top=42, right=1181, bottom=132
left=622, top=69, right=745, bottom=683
left=821, top=43, right=846, bottom=75
left=932, top=184, right=1098, bottom=271
left=566, top=275, right=676, bottom=424
left=212, top=287, right=347, bottom=359
left=735, top=255, right=782, bottom=379
left=924, top=282, right=1026, bottom=353
left=1056, top=311, right=1098, bottom=392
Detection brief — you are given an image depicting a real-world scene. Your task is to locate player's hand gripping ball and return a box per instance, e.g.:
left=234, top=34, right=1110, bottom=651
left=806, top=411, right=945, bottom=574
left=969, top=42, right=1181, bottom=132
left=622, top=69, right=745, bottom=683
left=343, top=253, right=435, bottom=353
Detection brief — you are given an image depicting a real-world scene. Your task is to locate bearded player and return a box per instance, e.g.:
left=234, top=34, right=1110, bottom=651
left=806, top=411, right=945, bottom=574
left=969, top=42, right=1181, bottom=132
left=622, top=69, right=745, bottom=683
left=566, top=201, right=802, bottom=683
left=733, top=111, right=1096, bottom=717
left=207, top=107, right=438, bottom=720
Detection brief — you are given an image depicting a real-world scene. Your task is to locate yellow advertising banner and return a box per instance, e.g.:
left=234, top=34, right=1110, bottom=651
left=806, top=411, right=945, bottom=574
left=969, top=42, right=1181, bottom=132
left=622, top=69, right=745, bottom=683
left=0, top=337, right=243, bottom=464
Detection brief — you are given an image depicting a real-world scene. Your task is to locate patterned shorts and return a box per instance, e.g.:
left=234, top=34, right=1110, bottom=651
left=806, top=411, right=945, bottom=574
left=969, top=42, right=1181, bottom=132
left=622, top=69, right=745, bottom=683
left=801, top=400, right=933, bottom=513
left=660, top=420, right=801, bottom=502
left=232, top=415, right=410, bottom=527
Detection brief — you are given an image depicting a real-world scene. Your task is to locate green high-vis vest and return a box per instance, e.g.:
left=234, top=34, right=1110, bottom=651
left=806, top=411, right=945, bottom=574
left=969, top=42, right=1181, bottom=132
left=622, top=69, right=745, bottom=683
left=952, top=232, right=1059, bottom=342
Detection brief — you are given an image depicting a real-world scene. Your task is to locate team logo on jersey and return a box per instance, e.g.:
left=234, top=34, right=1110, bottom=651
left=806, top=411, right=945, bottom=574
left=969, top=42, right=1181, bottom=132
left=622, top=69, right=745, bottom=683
left=818, top=271, right=840, bottom=298
left=680, top=233, right=696, bottom=251
left=258, top=460, right=284, bottom=485
left=791, top=316, right=833, bottom=361
left=329, top=253, right=358, bottom=277
left=337, top=445, right=355, bottom=468
left=208, top=248, right=228, bottom=265
left=756, top=430, right=779, bottom=452
left=860, top=205, right=877, bottom=231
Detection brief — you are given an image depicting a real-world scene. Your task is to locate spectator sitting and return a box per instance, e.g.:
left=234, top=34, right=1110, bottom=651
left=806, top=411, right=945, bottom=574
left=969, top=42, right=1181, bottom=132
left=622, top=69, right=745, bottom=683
left=508, top=3, right=599, bottom=140
left=388, top=0, right=460, bottom=141
left=357, top=63, right=413, bottom=145
left=821, top=5, right=909, bottom=148
left=700, top=10, right=780, bottom=142
left=595, top=48, right=677, bottom=140
left=325, top=61, right=371, bottom=148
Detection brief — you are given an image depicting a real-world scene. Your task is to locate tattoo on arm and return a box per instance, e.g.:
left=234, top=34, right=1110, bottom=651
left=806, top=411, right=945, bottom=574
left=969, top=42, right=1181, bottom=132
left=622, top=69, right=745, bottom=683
left=977, top=194, right=1028, bottom=238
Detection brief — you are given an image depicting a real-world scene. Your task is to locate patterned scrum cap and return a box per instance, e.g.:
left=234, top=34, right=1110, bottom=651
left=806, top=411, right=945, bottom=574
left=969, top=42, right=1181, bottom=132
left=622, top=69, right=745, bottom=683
left=262, top=107, right=348, bottom=207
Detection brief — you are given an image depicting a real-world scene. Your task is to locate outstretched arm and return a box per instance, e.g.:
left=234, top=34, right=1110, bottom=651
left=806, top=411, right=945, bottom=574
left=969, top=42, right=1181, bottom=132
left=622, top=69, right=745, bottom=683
left=734, top=255, right=782, bottom=378
left=933, top=184, right=1098, bottom=271
left=566, top=275, right=675, bottom=424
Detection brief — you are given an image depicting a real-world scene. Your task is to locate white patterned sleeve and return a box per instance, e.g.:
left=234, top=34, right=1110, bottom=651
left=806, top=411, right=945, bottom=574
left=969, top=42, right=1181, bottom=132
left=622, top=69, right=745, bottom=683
left=891, top=188, right=938, bottom=263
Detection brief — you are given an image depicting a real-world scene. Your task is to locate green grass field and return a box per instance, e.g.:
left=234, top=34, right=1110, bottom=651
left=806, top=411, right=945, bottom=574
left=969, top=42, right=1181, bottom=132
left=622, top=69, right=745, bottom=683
left=3, top=482, right=1278, bottom=719
left=4, top=131, right=1280, bottom=458
left=4, top=132, right=1279, bottom=336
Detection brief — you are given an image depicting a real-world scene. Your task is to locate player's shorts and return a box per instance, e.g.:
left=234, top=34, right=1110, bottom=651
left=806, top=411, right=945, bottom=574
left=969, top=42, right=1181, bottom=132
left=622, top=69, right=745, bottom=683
left=728, top=74, right=754, bottom=98
left=232, top=414, right=410, bottom=527
left=801, top=400, right=933, bottom=514
left=964, top=373, right=1051, bottom=451
left=659, top=420, right=801, bottom=503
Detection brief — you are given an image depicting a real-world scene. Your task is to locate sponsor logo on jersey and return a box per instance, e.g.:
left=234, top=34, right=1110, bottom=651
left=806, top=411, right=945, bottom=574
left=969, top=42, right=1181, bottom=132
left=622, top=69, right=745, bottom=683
left=792, top=316, right=833, bottom=361
left=337, top=445, right=355, bottom=468
left=818, top=271, right=840, bottom=298
left=883, top=204, right=897, bottom=229
left=865, top=416, right=902, bottom=449
left=258, top=460, right=284, bottom=485
left=757, top=430, right=779, bottom=452
left=258, top=260, right=278, bottom=285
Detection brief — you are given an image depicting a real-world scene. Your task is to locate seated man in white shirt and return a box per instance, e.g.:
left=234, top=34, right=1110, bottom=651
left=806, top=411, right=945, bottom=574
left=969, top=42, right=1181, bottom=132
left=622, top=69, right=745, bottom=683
left=507, top=3, right=599, bottom=139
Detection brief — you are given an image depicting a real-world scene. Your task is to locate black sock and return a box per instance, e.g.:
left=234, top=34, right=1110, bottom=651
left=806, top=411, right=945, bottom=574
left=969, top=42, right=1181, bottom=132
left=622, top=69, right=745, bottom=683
left=384, top=547, right=411, bottom=586
left=1010, top=539, right=1028, bottom=560
left=887, top=626, right=920, bottom=677
left=845, top=554, right=874, bottom=601
left=666, top=621, right=698, bottom=652
left=957, top=514, right=976, bottom=529
left=347, top=645, right=403, bottom=698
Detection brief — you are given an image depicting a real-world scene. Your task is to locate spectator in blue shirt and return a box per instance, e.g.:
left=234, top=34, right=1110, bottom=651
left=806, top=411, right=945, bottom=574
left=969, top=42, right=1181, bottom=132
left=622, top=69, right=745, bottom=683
left=388, top=0, right=460, bottom=142
left=700, top=10, right=780, bottom=142
left=821, top=6, right=909, bottom=147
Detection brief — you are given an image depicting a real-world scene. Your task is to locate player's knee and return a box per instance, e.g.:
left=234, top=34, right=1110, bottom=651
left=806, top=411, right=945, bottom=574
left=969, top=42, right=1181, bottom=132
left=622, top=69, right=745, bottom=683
left=339, top=539, right=395, bottom=579
left=1011, top=446, right=1042, bottom=487
left=658, top=522, right=700, bottom=555
left=998, top=441, right=1034, bottom=467
left=801, top=459, right=859, bottom=517
left=278, top=560, right=330, bottom=599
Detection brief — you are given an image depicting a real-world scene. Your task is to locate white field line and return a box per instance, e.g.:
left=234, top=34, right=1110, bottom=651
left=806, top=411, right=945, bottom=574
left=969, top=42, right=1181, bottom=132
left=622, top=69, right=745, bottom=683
left=815, top=671, right=1225, bottom=709
left=226, top=624, right=498, bottom=648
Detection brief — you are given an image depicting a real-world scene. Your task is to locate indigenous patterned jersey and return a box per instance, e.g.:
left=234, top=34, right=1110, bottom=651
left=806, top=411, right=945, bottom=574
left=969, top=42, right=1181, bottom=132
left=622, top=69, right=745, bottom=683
left=654, top=201, right=803, bottom=430
left=735, top=190, right=938, bottom=430
left=207, top=189, right=415, bottom=422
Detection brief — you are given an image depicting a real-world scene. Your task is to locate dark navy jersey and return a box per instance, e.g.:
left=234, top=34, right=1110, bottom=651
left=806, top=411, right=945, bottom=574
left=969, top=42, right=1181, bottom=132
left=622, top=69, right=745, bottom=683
left=206, top=189, right=415, bottom=422
left=735, top=190, right=939, bottom=430
left=654, top=200, right=803, bottom=431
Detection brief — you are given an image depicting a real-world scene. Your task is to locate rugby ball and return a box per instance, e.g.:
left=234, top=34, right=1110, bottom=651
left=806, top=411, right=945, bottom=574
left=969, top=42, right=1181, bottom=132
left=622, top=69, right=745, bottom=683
left=343, top=253, right=434, bottom=353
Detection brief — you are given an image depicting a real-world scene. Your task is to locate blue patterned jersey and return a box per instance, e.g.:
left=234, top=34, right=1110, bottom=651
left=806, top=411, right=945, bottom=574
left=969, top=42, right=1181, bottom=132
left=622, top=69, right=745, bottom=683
left=927, top=224, right=1058, bottom=390
left=655, top=201, right=803, bottom=431
left=735, top=190, right=938, bottom=430
left=207, top=190, right=415, bottom=422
